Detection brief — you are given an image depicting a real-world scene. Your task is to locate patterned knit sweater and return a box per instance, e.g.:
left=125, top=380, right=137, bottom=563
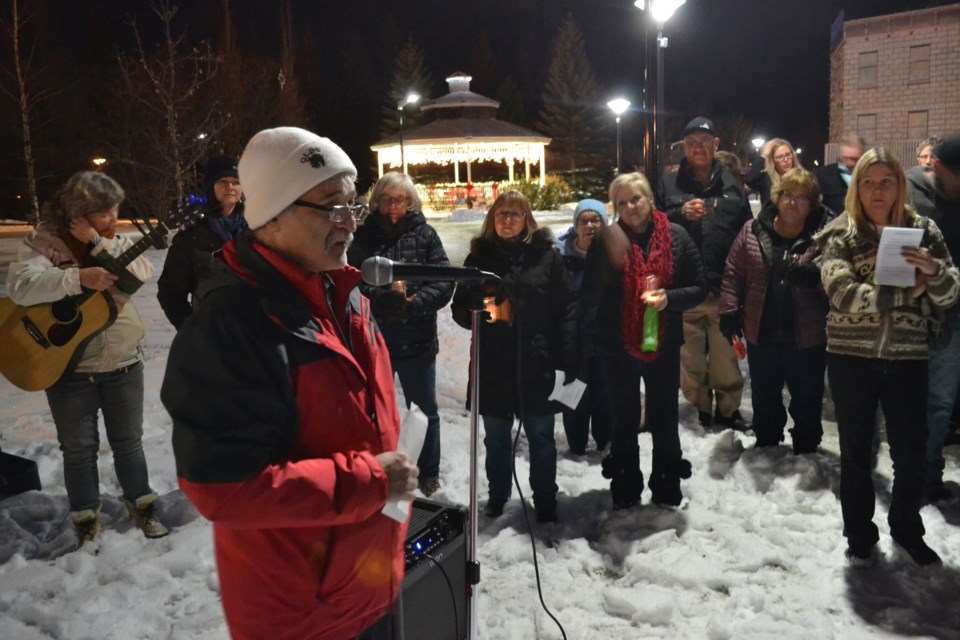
left=815, top=212, right=959, bottom=360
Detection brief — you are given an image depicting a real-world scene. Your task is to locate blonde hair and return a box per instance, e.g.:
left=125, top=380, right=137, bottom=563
left=368, top=172, right=422, bottom=214
left=608, top=172, right=654, bottom=208
left=841, top=147, right=914, bottom=238
left=40, top=171, right=124, bottom=236
left=771, top=167, right=820, bottom=209
left=763, top=138, right=797, bottom=193
left=480, top=190, right=537, bottom=242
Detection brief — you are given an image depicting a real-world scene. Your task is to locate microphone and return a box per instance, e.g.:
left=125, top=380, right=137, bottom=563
left=361, top=256, right=499, bottom=286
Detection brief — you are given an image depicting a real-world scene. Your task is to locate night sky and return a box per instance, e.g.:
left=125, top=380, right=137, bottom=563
left=8, top=0, right=957, bottom=202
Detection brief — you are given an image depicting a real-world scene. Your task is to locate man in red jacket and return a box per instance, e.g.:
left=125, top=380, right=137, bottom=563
left=161, top=127, right=419, bottom=640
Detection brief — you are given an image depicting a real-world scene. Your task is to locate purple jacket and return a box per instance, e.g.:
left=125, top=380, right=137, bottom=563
left=719, top=206, right=831, bottom=349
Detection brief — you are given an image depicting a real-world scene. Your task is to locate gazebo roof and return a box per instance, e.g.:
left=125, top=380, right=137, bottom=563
left=371, top=118, right=550, bottom=149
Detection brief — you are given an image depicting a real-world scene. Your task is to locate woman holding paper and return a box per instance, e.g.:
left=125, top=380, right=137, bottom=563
left=579, top=173, right=707, bottom=509
left=451, top=190, right=577, bottom=523
left=816, top=148, right=959, bottom=568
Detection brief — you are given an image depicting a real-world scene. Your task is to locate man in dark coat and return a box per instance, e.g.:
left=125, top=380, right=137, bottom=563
left=907, top=133, right=960, bottom=503
left=347, top=172, right=453, bottom=496
left=658, top=117, right=752, bottom=429
left=817, top=135, right=866, bottom=215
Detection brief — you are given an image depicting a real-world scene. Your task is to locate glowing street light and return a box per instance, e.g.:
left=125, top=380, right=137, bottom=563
left=752, top=137, right=766, bottom=153
left=607, top=99, right=631, bottom=174
left=397, top=92, right=421, bottom=171
left=635, top=0, right=686, bottom=201
left=91, top=157, right=108, bottom=170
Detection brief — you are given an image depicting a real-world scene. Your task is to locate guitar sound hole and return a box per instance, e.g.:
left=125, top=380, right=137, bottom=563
left=52, top=299, right=79, bottom=323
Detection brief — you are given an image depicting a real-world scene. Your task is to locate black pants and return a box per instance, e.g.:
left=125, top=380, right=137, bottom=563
left=747, top=341, right=826, bottom=451
left=827, top=353, right=928, bottom=550
left=598, top=347, right=683, bottom=472
left=561, top=356, right=612, bottom=453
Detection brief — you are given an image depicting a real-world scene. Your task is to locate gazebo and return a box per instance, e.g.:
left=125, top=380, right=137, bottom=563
left=371, top=73, right=551, bottom=188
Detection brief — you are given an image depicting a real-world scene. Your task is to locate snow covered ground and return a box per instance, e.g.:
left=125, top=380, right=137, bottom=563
left=2, top=238, right=960, bottom=640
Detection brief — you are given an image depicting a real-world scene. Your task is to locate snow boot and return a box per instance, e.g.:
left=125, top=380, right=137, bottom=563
left=602, top=454, right=643, bottom=510
left=124, top=493, right=169, bottom=539
left=71, top=505, right=101, bottom=548
left=649, top=457, right=692, bottom=507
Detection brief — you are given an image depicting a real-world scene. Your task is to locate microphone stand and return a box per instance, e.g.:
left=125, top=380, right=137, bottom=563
left=466, top=307, right=482, bottom=640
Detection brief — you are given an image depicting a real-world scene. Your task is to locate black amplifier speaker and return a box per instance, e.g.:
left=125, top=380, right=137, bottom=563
left=399, top=498, right=468, bottom=640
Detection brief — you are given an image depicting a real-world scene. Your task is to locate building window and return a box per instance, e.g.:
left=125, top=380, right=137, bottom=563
left=909, top=45, right=931, bottom=84
left=908, top=111, right=929, bottom=139
left=857, top=114, right=877, bottom=143
left=858, top=51, right=878, bottom=89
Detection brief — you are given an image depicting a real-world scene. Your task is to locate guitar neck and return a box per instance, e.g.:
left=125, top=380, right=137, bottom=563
left=112, top=223, right=167, bottom=270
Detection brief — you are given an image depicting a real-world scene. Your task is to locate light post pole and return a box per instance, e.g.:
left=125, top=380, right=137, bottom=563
left=635, top=0, right=685, bottom=201
left=397, top=92, right=421, bottom=173
left=607, top=98, right=631, bottom=175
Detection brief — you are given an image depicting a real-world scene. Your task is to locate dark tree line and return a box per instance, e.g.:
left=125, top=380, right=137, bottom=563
left=0, top=1, right=631, bottom=221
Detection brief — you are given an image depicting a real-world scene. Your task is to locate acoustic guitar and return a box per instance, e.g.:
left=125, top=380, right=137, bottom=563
left=0, top=210, right=198, bottom=391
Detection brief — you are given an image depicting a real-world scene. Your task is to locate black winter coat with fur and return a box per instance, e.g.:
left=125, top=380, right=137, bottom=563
left=451, top=228, right=577, bottom=418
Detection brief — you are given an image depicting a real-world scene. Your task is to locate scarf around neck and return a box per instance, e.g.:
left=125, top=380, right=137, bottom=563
left=620, top=211, right=673, bottom=360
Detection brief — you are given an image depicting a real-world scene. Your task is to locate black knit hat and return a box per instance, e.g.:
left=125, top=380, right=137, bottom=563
left=204, top=155, right=239, bottom=189
left=932, top=134, right=960, bottom=171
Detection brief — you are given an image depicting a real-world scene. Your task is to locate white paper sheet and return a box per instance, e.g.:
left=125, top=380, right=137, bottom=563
left=381, top=403, right=428, bottom=523
left=548, top=370, right=587, bottom=410
left=875, top=226, right=924, bottom=287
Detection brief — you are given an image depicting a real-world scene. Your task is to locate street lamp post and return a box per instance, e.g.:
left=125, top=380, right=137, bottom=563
left=397, top=92, right=421, bottom=172
left=607, top=98, right=631, bottom=174
left=635, top=0, right=685, bottom=202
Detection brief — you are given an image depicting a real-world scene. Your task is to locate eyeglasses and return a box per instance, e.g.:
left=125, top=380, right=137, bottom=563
left=685, top=139, right=714, bottom=149
left=781, top=194, right=809, bottom=206
left=293, top=200, right=369, bottom=223
left=495, top=210, right=525, bottom=222
left=774, top=154, right=793, bottom=162
left=380, top=195, right=409, bottom=209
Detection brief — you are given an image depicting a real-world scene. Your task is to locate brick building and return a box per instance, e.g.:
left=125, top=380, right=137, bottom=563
left=826, top=4, right=960, bottom=164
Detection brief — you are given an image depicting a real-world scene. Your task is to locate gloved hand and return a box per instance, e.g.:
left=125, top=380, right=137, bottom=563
left=719, top=314, right=743, bottom=344
left=378, top=290, right=410, bottom=322
left=785, top=262, right=822, bottom=288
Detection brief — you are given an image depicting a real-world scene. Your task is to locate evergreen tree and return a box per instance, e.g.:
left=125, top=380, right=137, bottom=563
left=380, top=36, right=433, bottom=139
left=468, top=31, right=498, bottom=98
left=537, top=13, right=608, bottom=172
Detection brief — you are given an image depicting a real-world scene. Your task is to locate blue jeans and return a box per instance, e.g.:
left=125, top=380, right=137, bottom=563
left=926, top=315, right=960, bottom=484
left=45, top=362, right=153, bottom=512
left=394, top=354, right=441, bottom=482
left=482, top=414, right=557, bottom=510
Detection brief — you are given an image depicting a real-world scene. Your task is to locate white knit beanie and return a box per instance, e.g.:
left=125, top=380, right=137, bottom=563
left=238, top=127, right=357, bottom=230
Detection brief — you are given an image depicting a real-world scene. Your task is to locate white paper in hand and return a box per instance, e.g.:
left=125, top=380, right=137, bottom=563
left=548, top=370, right=587, bottom=410
left=875, top=226, right=924, bottom=286
left=381, top=403, right=428, bottom=523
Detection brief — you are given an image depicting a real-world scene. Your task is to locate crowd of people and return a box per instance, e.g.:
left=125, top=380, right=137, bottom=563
left=7, top=119, right=960, bottom=636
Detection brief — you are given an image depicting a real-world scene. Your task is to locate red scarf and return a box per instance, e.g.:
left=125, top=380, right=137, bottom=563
left=621, top=211, right=673, bottom=361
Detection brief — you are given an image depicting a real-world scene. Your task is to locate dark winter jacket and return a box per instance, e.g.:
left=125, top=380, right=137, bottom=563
left=157, top=203, right=246, bottom=329
left=347, top=211, right=453, bottom=360
left=579, top=219, right=707, bottom=360
left=450, top=228, right=577, bottom=417
left=659, top=158, right=753, bottom=294
left=908, top=165, right=960, bottom=279
left=816, top=163, right=849, bottom=216
left=718, top=204, right=833, bottom=349
left=161, top=234, right=405, bottom=640
left=743, top=160, right=772, bottom=208
left=556, top=228, right=589, bottom=292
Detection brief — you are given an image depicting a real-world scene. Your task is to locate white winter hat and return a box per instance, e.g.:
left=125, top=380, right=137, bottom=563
left=238, top=127, right=357, bottom=230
